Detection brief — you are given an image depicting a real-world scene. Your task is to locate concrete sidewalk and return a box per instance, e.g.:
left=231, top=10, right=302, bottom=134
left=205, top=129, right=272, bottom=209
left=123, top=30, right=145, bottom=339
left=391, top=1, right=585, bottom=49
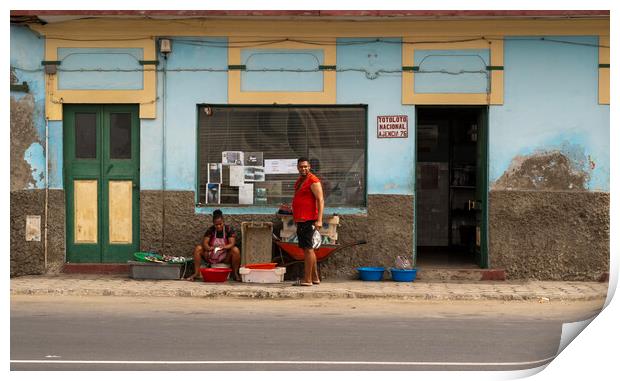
left=10, top=274, right=609, bottom=301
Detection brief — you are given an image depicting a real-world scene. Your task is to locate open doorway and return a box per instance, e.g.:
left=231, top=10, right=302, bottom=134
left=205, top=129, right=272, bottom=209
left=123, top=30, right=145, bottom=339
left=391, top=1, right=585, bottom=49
left=415, top=106, right=488, bottom=268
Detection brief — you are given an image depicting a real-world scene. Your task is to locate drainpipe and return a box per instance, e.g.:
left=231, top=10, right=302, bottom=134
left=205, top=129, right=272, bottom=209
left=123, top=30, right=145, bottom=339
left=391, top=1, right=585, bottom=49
left=44, top=116, right=49, bottom=272
left=161, top=50, right=168, bottom=254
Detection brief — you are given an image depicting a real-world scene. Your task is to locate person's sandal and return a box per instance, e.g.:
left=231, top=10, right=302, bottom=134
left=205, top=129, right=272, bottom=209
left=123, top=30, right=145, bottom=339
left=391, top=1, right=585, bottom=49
left=293, top=280, right=313, bottom=287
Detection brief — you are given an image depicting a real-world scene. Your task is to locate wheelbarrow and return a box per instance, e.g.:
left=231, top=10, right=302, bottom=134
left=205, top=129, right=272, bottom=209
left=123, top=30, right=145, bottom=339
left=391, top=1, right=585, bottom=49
left=273, top=234, right=367, bottom=267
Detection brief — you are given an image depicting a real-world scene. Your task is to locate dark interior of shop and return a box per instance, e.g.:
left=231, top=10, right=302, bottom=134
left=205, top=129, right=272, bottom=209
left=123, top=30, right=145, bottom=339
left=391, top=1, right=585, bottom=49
left=415, top=107, right=483, bottom=268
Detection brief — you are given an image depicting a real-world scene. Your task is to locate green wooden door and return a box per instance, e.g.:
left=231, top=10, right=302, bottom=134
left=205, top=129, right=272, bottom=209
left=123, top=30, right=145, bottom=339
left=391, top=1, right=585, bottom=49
left=474, top=107, right=489, bottom=268
left=64, top=105, right=140, bottom=263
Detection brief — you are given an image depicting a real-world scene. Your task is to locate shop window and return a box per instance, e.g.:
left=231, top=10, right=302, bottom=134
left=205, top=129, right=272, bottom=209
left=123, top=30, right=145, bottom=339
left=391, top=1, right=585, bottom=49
left=197, top=106, right=367, bottom=208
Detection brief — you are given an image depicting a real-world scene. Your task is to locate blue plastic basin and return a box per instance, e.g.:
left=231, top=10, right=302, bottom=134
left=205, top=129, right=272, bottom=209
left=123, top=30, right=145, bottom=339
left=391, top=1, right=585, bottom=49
left=357, top=267, right=385, bottom=281
left=391, top=268, right=417, bottom=282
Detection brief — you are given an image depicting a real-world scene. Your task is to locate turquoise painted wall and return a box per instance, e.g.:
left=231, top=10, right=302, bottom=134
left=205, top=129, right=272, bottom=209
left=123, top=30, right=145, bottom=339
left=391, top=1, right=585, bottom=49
left=489, top=36, right=609, bottom=191
left=140, top=37, right=229, bottom=191
left=10, top=29, right=609, bottom=196
left=337, top=38, right=415, bottom=195
left=48, top=120, right=63, bottom=189
left=10, top=25, right=49, bottom=190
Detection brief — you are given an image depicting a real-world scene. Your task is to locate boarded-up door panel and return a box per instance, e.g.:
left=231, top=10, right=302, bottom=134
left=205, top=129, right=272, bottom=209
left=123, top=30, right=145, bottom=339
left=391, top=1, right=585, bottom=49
left=74, top=180, right=98, bottom=243
left=108, top=181, right=133, bottom=244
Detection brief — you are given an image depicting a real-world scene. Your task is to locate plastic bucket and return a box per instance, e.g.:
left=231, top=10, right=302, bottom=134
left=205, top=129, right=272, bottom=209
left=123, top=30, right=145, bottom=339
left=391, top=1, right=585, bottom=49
left=357, top=267, right=385, bottom=281
left=390, top=268, right=417, bottom=282
left=200, top=268, right=232, bottom=282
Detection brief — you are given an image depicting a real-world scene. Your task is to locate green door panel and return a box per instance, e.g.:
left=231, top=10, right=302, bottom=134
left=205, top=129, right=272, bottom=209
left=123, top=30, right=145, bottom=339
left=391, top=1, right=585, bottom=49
left=64, top=106, right=102, bottom=263
left=101, top=105, right=140, bottom=262
left=64, top=105, right=140, bottom=263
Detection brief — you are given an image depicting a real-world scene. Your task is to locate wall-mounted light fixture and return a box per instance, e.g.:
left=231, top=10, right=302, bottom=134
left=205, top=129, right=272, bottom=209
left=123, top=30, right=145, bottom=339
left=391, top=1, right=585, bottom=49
left=159, top=39, right=172, bottom=57
left=204, top=106, right=213, bottom=116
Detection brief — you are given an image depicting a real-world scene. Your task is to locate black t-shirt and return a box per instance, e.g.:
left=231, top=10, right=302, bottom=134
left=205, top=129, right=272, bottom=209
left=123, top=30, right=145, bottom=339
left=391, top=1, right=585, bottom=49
left=204, top=224, right=236, bottom=240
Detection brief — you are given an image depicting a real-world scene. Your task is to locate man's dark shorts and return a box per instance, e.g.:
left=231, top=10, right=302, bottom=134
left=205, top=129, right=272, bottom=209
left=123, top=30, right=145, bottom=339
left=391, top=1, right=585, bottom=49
left=296, top=220, right=316, bottom=249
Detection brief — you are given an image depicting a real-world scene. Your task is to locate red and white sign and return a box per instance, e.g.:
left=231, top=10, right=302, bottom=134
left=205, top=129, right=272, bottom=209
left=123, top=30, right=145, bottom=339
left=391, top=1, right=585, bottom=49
left=377, top=115, right=408, bottom=138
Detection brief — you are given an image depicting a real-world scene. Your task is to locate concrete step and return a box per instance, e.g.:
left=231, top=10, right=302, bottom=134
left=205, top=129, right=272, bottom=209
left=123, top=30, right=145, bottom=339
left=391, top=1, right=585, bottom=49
left=416, top=268, right=506, bottom=281
left=63, top=263, right=129, bottom=274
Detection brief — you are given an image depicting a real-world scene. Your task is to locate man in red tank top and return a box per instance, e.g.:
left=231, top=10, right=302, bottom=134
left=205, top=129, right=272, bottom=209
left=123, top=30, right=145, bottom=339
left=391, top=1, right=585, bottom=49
left=291, top=157, right=324, bottom=286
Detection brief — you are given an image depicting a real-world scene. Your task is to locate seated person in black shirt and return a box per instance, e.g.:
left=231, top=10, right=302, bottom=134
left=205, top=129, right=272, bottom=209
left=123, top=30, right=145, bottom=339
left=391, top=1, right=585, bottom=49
left=186, top=209, right=241, bottom=281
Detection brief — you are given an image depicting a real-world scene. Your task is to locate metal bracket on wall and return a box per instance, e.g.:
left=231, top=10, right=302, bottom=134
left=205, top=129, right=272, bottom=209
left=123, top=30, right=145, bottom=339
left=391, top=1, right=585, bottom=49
left=402, top=66, right=419, bottom=72
left=41, top=60, right=61, bottom=75
left=11, top=81, right=29, bottom=92
left=139, top=60, right=160, bottom=66
left=486, top=66, right=504, bottom=71
left=318, top=65, right=337, bottom=71
left=228, top=65, right=247, bottom=70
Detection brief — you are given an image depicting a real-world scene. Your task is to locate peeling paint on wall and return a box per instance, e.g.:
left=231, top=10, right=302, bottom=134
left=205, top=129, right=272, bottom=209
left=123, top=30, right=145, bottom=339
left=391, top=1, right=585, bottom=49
left=492, top=150, right=590, bottom=191
left=11, top=68, right=18, bottom=84
left=25, top=143, right=46, bottom=189
left=489, top=36, right=609, bottom=192
left=10, top=95, right=42, bottom=191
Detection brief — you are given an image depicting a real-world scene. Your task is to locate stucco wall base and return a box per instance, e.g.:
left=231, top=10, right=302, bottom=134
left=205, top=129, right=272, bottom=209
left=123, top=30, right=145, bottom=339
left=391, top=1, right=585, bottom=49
left=489, top=190, right=609, bottom=280
left=140, top=192, right=414, bottom=279
left=10, top=189, right=66, bottom=277
left=322, top=195, right=414, bottom=279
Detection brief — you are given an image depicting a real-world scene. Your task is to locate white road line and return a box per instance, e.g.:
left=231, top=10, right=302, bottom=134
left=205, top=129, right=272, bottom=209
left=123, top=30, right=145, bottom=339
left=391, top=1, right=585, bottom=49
left=11, top=356, right=556, bottom=366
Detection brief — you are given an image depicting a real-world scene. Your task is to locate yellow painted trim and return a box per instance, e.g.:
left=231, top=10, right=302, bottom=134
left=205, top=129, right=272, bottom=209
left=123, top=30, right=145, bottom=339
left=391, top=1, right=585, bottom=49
left=407, top=93, right=495, bottom=105
left=29, top=18, right=609, bottom=39
left=599, top=35, right=610, bottom=105
left=228, top=38, right=336, bottom=104
left=108, top=181, right=133, bottom=244
left=489, top=38, right=504, bottom=105
left=44, top=38, right=157, bottom=120
left=29, top=18, right=608, bottom=111
left=402, top=37, right=504, bottom=105
left=74, top=179, right=98, bottom=244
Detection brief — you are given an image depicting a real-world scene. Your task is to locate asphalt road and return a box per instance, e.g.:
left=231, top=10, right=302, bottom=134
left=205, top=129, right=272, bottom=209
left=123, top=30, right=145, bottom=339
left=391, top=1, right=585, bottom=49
left=10, top=295, right=603, bottom=371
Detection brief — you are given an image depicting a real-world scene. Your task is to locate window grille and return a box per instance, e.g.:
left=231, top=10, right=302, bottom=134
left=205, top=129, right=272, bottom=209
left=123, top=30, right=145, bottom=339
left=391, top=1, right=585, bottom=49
left=197, top=106, right=367, bottom=207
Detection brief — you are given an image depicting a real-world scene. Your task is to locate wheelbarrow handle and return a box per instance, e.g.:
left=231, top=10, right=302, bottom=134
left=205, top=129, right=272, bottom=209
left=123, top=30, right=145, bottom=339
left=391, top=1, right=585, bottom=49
left=327, top=239, right=367, bottom=256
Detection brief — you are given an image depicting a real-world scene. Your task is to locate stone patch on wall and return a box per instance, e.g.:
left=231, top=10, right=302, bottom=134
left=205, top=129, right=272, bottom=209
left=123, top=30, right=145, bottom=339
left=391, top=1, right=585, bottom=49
left=321, top=194, right=414, bottom=279
left=10, top=94, right=41, bottom=191
left=11, top=190, right=66, bottom=277
left=140, top=191, right=414, bottom=279
left=493, top=150, right=591, bottom=191
left=140, top=191, right=210, bottom=256
left=489, top=190, right=608, bottom=280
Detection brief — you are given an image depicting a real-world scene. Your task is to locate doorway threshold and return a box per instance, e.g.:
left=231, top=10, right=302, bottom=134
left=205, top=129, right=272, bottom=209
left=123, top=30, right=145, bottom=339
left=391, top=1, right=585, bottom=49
left=63, top=263, right=129, bottom=275
left=415, top=267, right=506, bottom=281
left=415, top=249, right=477, bottom=269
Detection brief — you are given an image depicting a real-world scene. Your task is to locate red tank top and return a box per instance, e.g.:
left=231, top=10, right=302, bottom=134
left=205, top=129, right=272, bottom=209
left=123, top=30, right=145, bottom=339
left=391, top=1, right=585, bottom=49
left=292, top=173, right=320, bottom=222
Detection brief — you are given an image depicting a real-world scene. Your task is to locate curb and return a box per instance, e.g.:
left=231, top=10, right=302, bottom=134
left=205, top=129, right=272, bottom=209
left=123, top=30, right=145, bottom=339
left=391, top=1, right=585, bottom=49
left=10, top=286, right=607, bottom=302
